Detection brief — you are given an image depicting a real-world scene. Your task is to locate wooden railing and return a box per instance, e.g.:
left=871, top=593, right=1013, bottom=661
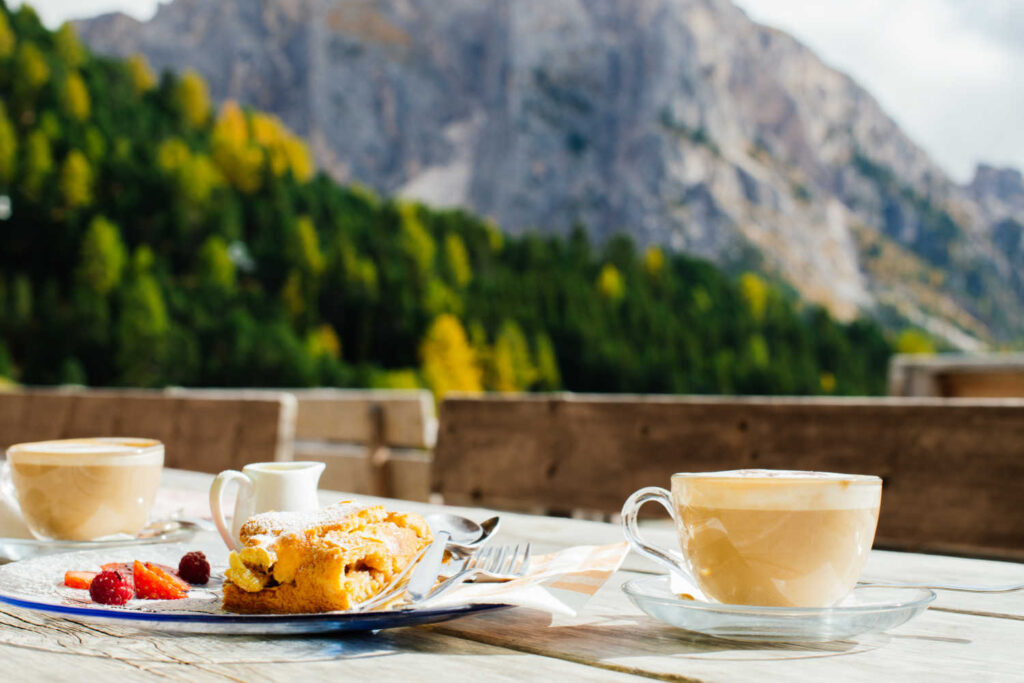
left=0, top=388, right=296, bottom=471
left=156, top=387, right=435, bottom=501
left=890, top=353, right=1024, bottom=397
left=0, top=387, right=435, bottom=501
left=434, top=394, right=1024, bottom=560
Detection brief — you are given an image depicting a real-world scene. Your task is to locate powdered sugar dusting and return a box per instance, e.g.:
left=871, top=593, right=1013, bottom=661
left=240, top=501, right=368, bottom=544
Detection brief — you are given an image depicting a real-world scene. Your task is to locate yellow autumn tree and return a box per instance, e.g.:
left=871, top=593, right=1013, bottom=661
left=250, top=112, right=315, bottom=181
left=420, top=314, right=482, bottom=398
left=596, top=263, right=625, bottom=301
left=21, top=129, right=52, bottom=197
left=0, top=11, right=15, bottom=58
left=398, top=202, right=435, bottom=277
left=59, top=149, right=92, bottom=208
left=15, top=41, right=49, bottom=92
left=60, top=72, right=91, bottom=120
left=534, top=332, right=561, bottom=390
left=739, top=272, right=768, bottom=321
left=644, top=245, right=665, bottom=277
left=127, top=54, right=156, bottom=94
left=77, top=215, right=127, bottom=295
left=293, top=216, right=325, bottom=277
left=280, top=270, right=305, bottom=320
left=176, top=69, right=210, bottom=129
left=0, top=103, right=15, bottom=182
left=211, top=101, right=264, bottom=193
left=489, top=320, right=537, bottom=392
left=896, top=329, right=935, bottom=355
left=197, top=235, right=236, bottom=290
left=444, top=233, right=472, bottom=288
left=54, top=23, right=84, bottom=67
left=306, top=324, right=341, bottom=360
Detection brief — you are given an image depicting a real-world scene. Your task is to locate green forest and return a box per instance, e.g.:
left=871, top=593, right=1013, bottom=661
left=0, top=4, right=894, bottom=397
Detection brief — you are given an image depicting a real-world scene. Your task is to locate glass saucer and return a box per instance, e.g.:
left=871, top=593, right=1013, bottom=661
left=0, top=520, right=200, bottom=564
left=622, top=575, right=935, bottom=642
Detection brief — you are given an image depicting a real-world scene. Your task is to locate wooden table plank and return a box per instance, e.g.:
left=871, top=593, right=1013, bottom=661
left=0, top=599, right=649, bottom=681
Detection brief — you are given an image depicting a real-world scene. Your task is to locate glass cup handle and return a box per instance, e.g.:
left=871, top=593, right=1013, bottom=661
left=621, top=486, right=693, bottom=582
left=209, top=470, right=253, bottom=551
left=0, top=461, right=17, bottom=508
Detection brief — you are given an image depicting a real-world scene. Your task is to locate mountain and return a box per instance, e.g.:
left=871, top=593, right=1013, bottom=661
left=0, top=3, right=891, bottom=396
left=76, top=0, right=1024, bottom=346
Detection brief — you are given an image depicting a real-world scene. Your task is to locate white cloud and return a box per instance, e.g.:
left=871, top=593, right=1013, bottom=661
left=10, top=0, right=162, bottom=27
left=734, top=0, right=1024, bottom=182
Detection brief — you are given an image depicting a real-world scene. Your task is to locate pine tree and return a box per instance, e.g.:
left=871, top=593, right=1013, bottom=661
left=0, top=10, right=15, bottom=59
left=0, top=102, right=16, bottom=182
left=60, top=72, right=91, bottom=120
left=127, top=54, right=155, bottom=94
left=59, top=149, right=92, bottom=208
left=176, top=69, right=210, bottom=129
left=53, top=23, right=84, bottom=67
left=77, top=215, right=126, bottom=295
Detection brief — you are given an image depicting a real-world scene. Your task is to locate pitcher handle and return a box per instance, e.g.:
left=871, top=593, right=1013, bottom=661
left=621, top=486, right=694, bottom=583
left=210, top=470, right=252, bottom=551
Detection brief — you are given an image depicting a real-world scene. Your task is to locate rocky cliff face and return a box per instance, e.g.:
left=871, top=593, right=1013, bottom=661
left=76, top=0, right=1024, bottom=346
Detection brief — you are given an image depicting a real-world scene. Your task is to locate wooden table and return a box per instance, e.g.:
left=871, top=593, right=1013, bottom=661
left=0, top=469, right=1020, bottom=681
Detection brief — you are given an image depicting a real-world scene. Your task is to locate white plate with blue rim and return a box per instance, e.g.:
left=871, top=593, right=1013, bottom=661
left=0, top=542, right=509, bottom=634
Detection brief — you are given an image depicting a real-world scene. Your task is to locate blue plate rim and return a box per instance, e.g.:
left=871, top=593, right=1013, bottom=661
left=0, top=592, right=512, bottom=624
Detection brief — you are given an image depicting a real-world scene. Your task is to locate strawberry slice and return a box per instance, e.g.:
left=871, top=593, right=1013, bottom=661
left=145, top=562, right=191, bottom=593
left=64, top=571, right=98, bottom=590
left=132, top=560, right=187, bottom=600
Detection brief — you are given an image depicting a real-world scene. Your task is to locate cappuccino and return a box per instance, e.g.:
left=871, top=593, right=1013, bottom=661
left=6, top=438, right=163, bottom=541
left=623, top=469, right=882, bottom=607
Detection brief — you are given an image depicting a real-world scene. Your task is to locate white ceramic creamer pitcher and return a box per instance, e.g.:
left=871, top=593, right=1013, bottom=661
left=209, top=461, right=325, bottom=550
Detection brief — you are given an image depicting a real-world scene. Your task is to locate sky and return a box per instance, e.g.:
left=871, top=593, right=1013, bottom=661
left=13, top=0, right=1024, bottom=183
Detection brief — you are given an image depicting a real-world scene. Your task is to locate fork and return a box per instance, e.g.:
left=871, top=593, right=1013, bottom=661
left=418, top=543, right=532, bottom=604
left=355, top=544, right=432, bottom=612
left=857, top=579, right=1024, bottom=593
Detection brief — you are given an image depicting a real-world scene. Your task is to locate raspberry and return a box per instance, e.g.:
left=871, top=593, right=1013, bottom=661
left=88, top=570, right=134, bottom=606
left=133, top=560, right=188, bottom=600
left=177, top=551, right=211, bottom=585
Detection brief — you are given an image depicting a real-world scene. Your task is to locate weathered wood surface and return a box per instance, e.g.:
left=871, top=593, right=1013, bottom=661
left=168, top=388, right=437, bottom=447
left=434, top=395, right=1024, bottom=560
left=0, top=469, right=1018, bottom=681
left=0, top=390, right=295, bottom=473
left=889, top=352, right=1024, bottom=397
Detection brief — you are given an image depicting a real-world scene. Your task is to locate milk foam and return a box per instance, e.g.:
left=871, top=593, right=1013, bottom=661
left=673, top=469, right=881, bottom=510
left=7, top=438, right=164, bottom=466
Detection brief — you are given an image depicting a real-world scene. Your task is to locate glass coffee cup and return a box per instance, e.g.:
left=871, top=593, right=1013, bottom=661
left=3, top=438, right=164, bottom=541
left=621, top=469, right=882, bottom=607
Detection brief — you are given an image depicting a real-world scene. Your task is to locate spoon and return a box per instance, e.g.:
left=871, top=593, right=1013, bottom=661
left=425, top=514, right=501, bottom=556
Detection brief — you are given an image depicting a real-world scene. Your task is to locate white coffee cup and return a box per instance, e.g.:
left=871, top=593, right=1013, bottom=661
left=210, top=461, right=325, bottom=550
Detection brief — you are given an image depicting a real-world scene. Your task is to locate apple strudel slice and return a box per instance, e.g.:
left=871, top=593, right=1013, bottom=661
left=222, top=501, right=432, bottom=613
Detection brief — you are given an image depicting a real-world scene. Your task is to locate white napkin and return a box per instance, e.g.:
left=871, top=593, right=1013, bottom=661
left=424, top=542, right=629, bottom=616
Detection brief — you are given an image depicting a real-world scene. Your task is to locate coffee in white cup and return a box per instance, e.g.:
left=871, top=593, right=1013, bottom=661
left=622, top=469, right=882, bottom=607
left=4, top=438, right=164, bottom=541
